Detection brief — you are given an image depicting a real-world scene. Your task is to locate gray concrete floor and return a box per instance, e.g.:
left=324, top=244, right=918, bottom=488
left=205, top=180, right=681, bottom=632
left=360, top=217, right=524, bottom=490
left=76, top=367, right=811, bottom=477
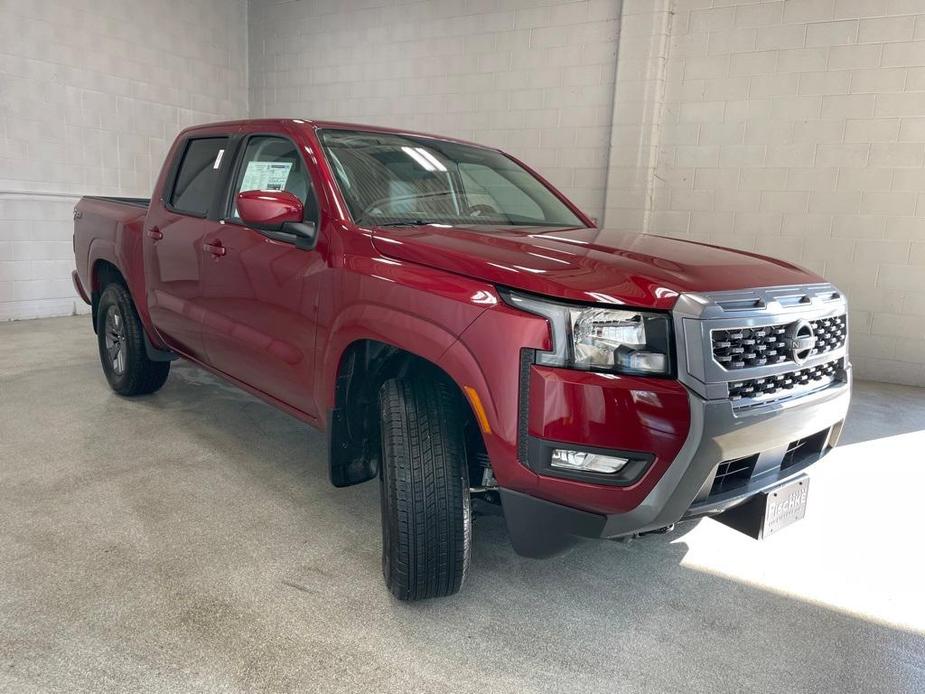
left=1, top=315, right=923, bottom=693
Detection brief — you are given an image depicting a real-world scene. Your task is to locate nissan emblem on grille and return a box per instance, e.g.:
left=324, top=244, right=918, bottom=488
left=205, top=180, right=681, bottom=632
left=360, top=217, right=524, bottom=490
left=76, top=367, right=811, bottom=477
left=784, top=320, right=815, bottom=365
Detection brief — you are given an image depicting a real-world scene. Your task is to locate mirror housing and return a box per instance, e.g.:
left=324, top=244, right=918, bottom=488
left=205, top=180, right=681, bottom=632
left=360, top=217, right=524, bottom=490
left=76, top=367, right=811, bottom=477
left=281, top=221, right=319, bottom=251
left=237, top=190, right=303, bottom=231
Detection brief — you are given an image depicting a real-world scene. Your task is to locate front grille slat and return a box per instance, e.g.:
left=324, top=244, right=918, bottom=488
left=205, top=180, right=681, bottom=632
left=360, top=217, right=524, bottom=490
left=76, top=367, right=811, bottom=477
left=728, top=358, right=842, bottom=403
left=711, top=314, right=846, bottom=370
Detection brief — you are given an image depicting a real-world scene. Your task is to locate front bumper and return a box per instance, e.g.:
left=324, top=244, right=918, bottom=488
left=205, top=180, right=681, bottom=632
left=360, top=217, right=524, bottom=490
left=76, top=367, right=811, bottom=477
left=500, top=373, right=851, bottom=558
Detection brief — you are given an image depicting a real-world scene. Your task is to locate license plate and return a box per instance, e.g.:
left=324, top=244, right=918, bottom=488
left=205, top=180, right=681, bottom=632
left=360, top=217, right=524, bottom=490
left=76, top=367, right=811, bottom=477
left=762, top=476, right=809, bottom=538
left=715, top=474, right=810, bottom=539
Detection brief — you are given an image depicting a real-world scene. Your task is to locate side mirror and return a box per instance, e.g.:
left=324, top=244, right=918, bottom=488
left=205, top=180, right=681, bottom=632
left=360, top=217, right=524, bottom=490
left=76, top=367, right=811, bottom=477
left=280, top=221, right=318, bottom=251
left=237, top=190, right=303, bottom=231
left=236, top=189, right=319, bottom=250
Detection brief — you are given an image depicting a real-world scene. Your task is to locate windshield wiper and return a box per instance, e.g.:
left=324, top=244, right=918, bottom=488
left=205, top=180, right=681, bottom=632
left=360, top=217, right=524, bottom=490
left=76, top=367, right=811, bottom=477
left=367, top=219, right=575, bottom=229
left=374, top=219, right=443, bottom=228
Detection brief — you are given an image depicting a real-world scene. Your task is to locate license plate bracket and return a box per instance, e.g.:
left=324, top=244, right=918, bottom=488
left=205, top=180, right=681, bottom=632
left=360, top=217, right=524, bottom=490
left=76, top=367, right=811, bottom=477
left=715, top=475, right=810, bottom=540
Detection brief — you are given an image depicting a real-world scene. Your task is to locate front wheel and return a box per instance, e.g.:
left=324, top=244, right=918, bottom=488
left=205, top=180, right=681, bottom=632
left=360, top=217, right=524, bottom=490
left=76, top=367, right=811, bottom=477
left=96, top=283, right=170, bottom=396
left=378, top=377, right=471, bottom=601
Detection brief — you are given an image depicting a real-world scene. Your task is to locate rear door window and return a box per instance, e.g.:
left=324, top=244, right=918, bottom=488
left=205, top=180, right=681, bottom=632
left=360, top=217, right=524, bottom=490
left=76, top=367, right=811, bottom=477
left=169, top=137, right=229, bottom=216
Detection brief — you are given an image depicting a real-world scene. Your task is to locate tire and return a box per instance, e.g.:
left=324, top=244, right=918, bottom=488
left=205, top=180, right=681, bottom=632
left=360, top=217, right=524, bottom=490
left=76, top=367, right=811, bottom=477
left=378, top=377, right=471, bottom=601
left=96, top=283, right=170, bottom=396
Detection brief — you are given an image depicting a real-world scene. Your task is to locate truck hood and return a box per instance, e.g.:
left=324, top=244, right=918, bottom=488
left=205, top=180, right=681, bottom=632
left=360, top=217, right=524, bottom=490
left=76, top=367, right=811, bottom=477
left=370, top=225, right=823, bottom=309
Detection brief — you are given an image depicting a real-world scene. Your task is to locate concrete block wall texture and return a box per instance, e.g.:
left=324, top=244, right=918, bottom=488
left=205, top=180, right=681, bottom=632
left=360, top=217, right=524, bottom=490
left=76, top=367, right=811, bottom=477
left=251, top=0, right=924, bottom=385
left=637, top=0, right=925, bottom=386
left=1, top=0, right=922, bottom=386
left=0, top=0, right=248, bottom=320
left=247, top=0, right=622, bottom=222
left=603, top=0, right=673, bottom=231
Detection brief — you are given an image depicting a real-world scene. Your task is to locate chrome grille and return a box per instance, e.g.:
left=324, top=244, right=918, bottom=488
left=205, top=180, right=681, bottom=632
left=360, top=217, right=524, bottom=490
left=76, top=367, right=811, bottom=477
left=711, top=325, right=788, bottom=370
left=809, top=315, right=847, bottom=356
left=728, top=358, right=843, bottom=402
left=712, top=314, right=846, bottom=370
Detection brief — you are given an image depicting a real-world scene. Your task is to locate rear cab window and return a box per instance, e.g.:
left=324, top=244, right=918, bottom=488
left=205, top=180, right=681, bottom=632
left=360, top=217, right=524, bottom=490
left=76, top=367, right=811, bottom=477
left=169, top=137, right=229, bottom=216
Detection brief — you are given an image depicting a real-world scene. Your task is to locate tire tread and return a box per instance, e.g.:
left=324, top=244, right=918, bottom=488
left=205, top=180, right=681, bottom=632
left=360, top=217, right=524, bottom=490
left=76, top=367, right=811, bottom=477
left=379, top=377, right=470, bottom=601
left=97, top=283, right=169, bottom=396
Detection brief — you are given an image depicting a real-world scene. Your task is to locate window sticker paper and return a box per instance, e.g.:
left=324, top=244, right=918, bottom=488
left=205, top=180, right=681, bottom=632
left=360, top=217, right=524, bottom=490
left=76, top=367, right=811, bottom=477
left=240, top=161, right=293, bottom=192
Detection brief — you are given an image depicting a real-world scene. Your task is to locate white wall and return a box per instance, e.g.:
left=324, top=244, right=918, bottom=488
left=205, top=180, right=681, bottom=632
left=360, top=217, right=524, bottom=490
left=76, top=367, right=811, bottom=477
left=248, top=0, right=621, bottom=222
left=0, top=0, right=248, bottom=320
left=628, top=0, right=925, bottom=386
left=2, top=0, right=922, bottom=386
left=603, top=0, right=673, bottom=230
left=249, top=0, right=925, bottom=386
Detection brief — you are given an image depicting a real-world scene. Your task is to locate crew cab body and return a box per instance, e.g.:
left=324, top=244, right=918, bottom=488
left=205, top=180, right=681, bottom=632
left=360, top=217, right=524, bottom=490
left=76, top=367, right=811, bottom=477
left=73, top=119, right=850, bottom=597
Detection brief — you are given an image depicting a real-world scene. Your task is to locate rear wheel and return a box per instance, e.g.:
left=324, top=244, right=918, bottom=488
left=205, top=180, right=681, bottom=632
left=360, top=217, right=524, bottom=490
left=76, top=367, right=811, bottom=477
left=378, top=377, right=471, bottom=601
left=96, top=283, right=170, bottom=396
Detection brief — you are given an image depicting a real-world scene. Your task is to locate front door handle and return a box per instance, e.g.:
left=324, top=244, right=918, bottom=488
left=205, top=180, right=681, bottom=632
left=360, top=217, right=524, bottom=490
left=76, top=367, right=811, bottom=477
left=146, top=227, right=163, bottom=240
left=203, top=240, right=226, bottom=257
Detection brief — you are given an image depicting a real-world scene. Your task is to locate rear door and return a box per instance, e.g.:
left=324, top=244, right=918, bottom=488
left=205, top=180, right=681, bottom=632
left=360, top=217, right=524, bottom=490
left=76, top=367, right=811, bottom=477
left=197, top=131, right=326, bottom=417
left=144, top=132, right=235, bottom=360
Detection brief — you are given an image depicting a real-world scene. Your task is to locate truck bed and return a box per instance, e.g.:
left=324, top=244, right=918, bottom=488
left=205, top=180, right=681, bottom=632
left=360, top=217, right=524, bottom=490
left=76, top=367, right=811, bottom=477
left=72, top=195, right=151, bottom=322
left=82, top=195, right=150, bottom=209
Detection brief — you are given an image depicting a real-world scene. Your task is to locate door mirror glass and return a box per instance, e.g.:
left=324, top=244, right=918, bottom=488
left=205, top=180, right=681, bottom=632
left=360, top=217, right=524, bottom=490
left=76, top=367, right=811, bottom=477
left=237, top=190, right=304, bottom=231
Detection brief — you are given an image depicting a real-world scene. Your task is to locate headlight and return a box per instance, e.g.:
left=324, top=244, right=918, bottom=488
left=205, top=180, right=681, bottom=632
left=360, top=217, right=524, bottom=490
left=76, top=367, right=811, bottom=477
left=502, top=290, right=672, bottom=375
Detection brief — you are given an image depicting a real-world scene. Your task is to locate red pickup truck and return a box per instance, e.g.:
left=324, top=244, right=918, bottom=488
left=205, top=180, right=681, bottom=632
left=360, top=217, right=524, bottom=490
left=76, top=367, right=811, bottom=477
left=72, top=119, right=851, bottom=600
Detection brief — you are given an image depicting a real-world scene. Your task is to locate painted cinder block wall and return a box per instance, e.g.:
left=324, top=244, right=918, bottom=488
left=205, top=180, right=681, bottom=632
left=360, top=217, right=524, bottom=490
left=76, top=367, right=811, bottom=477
left=248, top=0, right=622, bottom=222
left=250, top=0, right=925, bottom=386
left=631, top=0, right=925, bottom=386
left=0, top=0, right=248, bottom=320
left=2, top=0, right=923, bottom=386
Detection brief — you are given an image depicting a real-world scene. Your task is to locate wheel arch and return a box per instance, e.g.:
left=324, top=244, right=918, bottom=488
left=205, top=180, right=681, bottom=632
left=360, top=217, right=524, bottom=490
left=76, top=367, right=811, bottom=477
left=87, top=239, right=168, bottom=354
left=327, top=337, right=489, bottom=488
left=89, top=258, right=127, bottom=332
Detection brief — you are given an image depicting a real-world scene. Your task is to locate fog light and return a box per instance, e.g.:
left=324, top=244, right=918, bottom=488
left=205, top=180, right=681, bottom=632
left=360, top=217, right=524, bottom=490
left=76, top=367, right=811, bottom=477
left=550, top=449, right=629, bottom=474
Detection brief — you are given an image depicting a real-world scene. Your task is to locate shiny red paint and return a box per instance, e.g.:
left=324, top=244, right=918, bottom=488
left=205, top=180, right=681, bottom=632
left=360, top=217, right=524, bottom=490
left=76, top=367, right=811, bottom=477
left=142, top=122, right=233, bottom=361
left=527, top=367, right=692, bottom=514
left=72, top=118, right=824, bottom=517
left=371, top=224, right=819, bottom=310
left=236, top=190, right=304, bottom=229
left=73, top=196, right=151, bottom=331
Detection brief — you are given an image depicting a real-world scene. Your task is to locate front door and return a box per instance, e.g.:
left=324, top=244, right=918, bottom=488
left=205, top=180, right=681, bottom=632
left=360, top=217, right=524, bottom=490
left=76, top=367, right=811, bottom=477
left=144, top=135, right=231, bottom=361
left=198, top=134, right=325, bottom=417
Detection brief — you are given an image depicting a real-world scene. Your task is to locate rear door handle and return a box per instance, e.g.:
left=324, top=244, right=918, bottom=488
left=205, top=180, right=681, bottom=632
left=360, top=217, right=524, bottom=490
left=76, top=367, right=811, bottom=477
left=203, top=240, right=226, bottom=257
left=146, top=227, right=163, bottom=240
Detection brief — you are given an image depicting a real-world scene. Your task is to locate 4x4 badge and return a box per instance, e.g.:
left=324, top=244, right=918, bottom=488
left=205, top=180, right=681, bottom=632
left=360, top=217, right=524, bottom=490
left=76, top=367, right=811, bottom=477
left=785, top=320, right=816, bottom=365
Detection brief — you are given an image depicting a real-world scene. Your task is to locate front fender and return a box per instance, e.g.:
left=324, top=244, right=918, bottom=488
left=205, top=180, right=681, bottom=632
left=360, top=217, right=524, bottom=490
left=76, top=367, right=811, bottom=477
left=318, top=252, right=500, bottom=418
left=320, top=303, right=478, bottom=419
left=319, top=293, right=552, bottom=497
left=320, top=295, right=492, bottom=488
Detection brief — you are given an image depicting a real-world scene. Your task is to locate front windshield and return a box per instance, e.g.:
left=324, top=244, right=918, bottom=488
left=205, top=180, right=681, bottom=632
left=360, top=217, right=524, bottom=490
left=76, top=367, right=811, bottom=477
left=318, top=129, right=585, bottom=228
